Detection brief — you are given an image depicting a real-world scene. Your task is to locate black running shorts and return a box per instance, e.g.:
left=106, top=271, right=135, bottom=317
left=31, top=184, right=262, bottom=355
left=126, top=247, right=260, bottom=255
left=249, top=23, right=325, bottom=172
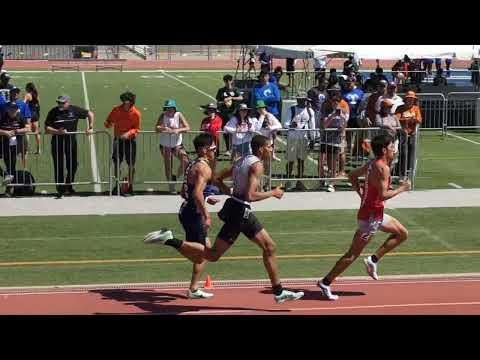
left=217, top=198, right=263, bottom=244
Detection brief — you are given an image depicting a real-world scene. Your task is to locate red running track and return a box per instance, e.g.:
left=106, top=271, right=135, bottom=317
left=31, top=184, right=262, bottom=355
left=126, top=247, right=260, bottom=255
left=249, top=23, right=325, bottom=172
left=1, top=276, right=480, bottom=315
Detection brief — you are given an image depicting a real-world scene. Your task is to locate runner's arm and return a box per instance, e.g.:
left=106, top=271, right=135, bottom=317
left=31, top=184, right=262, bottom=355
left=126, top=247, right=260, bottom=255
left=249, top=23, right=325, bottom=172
left=349, top=163, right=369, bottom=197
left=214, top=166, right=233, bottom=195
left=246, top=162, right=283, bottom=202
left=193, top=164, right=212, bottom=221
left=376, top=164, right=409, bottom=200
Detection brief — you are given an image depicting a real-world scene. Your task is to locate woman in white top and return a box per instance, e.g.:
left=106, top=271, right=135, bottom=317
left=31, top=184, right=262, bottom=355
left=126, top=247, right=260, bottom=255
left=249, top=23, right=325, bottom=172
left=375, top=99, right=401, bottom=170
left=155, top=99, right=191, bottom=193
left=223, top=103, right=258, bottom=161
left=255, top=100, right=282, bottom=161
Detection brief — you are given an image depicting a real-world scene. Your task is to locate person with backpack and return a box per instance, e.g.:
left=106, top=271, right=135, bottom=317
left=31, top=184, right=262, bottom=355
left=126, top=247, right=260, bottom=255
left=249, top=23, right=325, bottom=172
left=0, top=102, right=30, bottom=195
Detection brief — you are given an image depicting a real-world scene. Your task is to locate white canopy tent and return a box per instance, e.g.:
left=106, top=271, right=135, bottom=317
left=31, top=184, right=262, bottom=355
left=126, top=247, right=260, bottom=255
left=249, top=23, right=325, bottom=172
left=246, top=45, right=480, bottom=60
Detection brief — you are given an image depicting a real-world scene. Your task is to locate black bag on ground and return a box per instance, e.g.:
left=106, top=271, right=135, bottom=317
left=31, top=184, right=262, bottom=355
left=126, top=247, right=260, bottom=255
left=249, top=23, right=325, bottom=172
left=12, top=170, right=35, bottom=196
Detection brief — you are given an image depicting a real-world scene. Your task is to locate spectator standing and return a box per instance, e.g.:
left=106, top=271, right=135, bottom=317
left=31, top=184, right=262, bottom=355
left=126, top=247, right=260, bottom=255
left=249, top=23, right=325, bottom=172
left=251, top=71, right=281, bottom=118
left=307, top=77, right=329, bottom=129
left=374, top=99, right=401, bottom=175
left=156, top=99, right=190, bottom=194
left=0, top=46, right=4, bottom=72
left=0, top=72, right=14, bottom=101
left=255, top=100, right=282, bottom=190
left=395, top=91, right=422, bottom=179
left=285, top=95, right=316, bottom=191
left=445, top=58, right=452, bottom=77
left=199, top=102, right=223, bottom=165
left=259, top=51, right=272, bottom=73
left=375, top=81, right=404, bottom=115
left=314, top=55, right=327, bottom=81
left=327, top=68, right=339, bottom=89
left=319, top=98, right=348, bottom=192
left=342, top=76, right=364, bottom=162
left=223, top=103, right=258, bottom=160
left=286, top=58, right=295, bottom=88
left=0, top=102, right=30, bottom=192
left=44, top=95, right=94, bottom=197
left=433, top=68, right=448, bottom=86
left=320, top=85, right=350, bottom=185
left=246, top=49, right=256, bottom=78
left=470, top=59, right=480, bottom=91
left=366, top=80, right=388, bottom=126
left=104, top=91, right=141, bottom=195
left=24, top=82, right=41, bottom=155
left=269, top=66, right=286, bottom=90
left=216, top=74, right=243, bottom=156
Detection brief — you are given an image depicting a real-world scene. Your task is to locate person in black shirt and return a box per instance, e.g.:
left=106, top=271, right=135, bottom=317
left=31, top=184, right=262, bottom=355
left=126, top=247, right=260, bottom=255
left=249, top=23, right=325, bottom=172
left=44, top=95, right=94, bottom=196
left=0, top=72, right=14, bottom=101
left=215, top=74, right=243, bottom=156
left=433, top=68, right=447, bottom=86
left=0, top=102, right=30, bottom=187
left=0, top=46, right=4, bottom=72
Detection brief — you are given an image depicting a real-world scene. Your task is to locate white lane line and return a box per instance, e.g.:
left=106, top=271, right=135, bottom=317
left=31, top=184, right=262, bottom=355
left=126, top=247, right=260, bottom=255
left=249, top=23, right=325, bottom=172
left=2, top=276, right=480, bottom=296
left=161, top=71, right=216, bottom=100
left=448, top=182, right=463, bottom=189
left=81, top=72, right=101, bottom=193
left=179, top=301, right=480, bottom=314
left=447, top=132, right=480, bottom=145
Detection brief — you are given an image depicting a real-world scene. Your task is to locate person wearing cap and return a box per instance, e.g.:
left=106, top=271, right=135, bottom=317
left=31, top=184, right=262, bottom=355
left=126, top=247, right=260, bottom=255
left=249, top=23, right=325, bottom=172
left=0, top=86, right=32, bottom=169
left=0, top=102, right=31, bottom=190
left=199, top=103, right=223, bottom=163
left=319, top=86, right=350, bottom=192
left=251, top=71, right=281, bottom=118
left=395, top=91, right=422, bottom=179
left=105, top=91, right=141, bottom=195
left=223, top=103, right=259, bottom=160
left=215, top=74, right=243, bottom=156
left=155, top=99, right=191, bottom=194
left=285, top=94, right=316, bottom=191
left=44, top=95, right=94, bottom=197
left=375, top=81, right=404, bottom=115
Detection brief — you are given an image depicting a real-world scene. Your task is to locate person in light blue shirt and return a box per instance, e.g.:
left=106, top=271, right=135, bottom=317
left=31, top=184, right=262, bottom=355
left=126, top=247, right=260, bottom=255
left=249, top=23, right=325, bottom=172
left=251, top=71, right=281, bottom=117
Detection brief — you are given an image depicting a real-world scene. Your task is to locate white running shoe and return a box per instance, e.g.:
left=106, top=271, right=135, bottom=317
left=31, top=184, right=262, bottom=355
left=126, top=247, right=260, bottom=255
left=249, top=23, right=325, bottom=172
left=274, top=289, right=304, bottom=304
left=2, top=174, right=14, bottom=185
left=224, top=151, right=231, bottom=157
left=364, top=256, right=379, bottom=280
left=317, top=281, right=339, bottom=301
left=143, top=228, right=174, bottom=245
left=326, top=184, right=335, bottom=192
left=187, top=288, right=214, bottom=299
left=273, top=155, right=281, bottom=162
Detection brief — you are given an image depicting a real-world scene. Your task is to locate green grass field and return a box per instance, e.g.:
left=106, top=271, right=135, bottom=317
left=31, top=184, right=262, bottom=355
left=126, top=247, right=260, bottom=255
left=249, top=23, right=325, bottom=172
left=0, top=207, right=479, bottom=287
left=7, top=70, right=480, bottom=194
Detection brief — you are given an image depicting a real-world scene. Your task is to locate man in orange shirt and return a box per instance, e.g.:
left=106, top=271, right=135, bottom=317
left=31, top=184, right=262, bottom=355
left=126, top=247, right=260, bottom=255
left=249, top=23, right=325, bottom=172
left=395, top=90, right=422, bottom=180
left=105, top=91, right=141, bottom=195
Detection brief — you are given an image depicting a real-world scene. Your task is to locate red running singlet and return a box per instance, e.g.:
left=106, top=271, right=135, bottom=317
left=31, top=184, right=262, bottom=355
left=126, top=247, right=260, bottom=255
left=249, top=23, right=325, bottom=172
left=357, top=159, right=390, bottom=221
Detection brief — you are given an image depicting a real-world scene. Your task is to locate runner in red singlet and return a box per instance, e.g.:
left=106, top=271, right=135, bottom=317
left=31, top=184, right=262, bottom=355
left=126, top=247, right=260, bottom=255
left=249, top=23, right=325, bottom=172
left=317, top=134, right=411, bottom=300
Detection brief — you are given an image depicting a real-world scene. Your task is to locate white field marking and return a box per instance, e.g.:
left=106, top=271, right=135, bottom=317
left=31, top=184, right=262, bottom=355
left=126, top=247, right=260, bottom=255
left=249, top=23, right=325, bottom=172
left=391, top=209, right=456, bottom=251
left=2, top=276, right=480, bottom=296
left=81, top=72, right=101, bottom=193
left=448, top=182, right=463, bottom=189
left=161, top=71, right=216, bottom=101
left=178, top=301, right=480, bottom=315
left=447, top=132, right=480, bottom=145
left=140, top=75, right=164, bottom=79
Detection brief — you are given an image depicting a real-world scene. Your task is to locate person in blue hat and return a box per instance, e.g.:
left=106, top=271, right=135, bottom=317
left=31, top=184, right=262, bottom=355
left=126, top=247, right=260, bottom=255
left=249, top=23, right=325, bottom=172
left=155, top=99, right=191, bottom=194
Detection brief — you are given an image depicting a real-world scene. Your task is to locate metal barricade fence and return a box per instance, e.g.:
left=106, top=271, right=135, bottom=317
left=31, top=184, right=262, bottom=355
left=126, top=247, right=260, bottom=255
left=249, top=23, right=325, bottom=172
left=111, top=131, right=224, bottom=195
left=446, top=92, right=480, bottom=130
left=1, top=131, right=111, bottom=195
